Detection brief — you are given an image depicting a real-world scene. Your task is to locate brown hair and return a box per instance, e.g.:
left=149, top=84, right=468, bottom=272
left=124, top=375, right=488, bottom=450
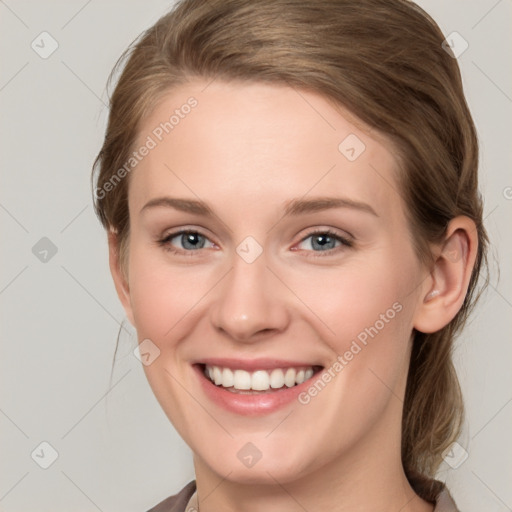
left=92, top=0, right=489, bottom=499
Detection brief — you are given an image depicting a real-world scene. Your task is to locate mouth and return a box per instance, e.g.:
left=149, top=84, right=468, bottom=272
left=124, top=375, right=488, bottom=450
left=192, top=360, right=324, bottom=415
left=200, top=364, right=323, bottom=394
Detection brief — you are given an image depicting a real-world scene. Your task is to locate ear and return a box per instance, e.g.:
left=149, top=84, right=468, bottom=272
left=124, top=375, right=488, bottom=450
left=108, top=230, right=135, bottom=327
left=413, top=216, right=479, bottom=333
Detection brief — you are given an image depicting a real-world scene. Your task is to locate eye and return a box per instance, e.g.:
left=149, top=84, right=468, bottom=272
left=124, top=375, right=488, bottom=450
left=158, top=230, right=215, bottom=254
left=295, top=229, right=353, bottom=255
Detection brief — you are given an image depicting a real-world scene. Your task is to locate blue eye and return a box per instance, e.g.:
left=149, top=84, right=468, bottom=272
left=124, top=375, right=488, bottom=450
left=296, top=230, right=353, bottom=254
left=158, top=230, right=215, bottom=253
left=157, top=228, right=352, bottom=257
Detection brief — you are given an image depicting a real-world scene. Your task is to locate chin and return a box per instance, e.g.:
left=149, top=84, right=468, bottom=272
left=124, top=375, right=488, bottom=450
left=199, top=446, right=317, bottom=486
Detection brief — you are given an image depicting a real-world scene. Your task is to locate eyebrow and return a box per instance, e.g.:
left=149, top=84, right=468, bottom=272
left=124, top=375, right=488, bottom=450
left=140, top=196, right=378, bottom=217
left=140, top=197, right=214, bottom=216
left=283, top=196, right=378, bottom=217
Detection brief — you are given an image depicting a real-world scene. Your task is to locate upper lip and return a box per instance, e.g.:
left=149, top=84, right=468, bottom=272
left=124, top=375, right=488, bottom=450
left=195, top=358, right=323, bottom=371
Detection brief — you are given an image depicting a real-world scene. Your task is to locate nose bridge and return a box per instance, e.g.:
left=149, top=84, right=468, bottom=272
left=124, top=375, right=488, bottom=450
left=210, top=247, right=289, bottom=341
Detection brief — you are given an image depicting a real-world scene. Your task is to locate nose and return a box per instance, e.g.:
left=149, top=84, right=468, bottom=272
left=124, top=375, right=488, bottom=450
left=210, top=251, right=290, bottom=343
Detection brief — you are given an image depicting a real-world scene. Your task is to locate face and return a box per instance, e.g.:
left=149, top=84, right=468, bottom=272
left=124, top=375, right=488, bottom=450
left=114, top=79, right=429, bottom=484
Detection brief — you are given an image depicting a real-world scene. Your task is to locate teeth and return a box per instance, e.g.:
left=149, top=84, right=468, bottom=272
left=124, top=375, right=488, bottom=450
left=251, top=370, right=269, bottom=391
left=233, top=369, right=251, bottom=390
left=204, top=365, right=318, bottom=391
left=222, top=367, right=234, bottom=387
left=213, top=366, right=222, bottom=385
left=269, top=368, right=285, bottom=389
left=284, top=368, right=296, bottom=387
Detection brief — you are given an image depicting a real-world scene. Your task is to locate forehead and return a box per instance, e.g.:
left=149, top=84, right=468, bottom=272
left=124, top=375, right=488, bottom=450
left=130, top=79, right=403, bottom=221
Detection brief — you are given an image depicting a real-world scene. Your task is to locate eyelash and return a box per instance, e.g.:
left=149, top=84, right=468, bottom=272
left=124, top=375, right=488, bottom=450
left=292, top=229, right=353, bottom=257
left=156, top=228, right=353, bottom=258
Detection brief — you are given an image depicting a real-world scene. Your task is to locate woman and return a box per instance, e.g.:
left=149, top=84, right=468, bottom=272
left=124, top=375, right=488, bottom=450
left=92, top=0, right=488, bottom=510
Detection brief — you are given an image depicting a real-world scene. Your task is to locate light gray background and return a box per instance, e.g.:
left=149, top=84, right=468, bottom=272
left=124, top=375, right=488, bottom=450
left=0, top=1, right=510, bottom=511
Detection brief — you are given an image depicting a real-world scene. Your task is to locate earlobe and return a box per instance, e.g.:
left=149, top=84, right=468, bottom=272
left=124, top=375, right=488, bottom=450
left=108, top=231, right=135, bottom=327
left=413, top=216, right=478, bottom=334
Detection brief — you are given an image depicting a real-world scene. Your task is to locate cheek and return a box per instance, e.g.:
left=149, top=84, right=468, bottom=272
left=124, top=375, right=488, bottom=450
left=285, top=252, right=415, bottom=346
left=285, top=251, right=417, bottom=403
left=126, top=246, right=218, bottom=437
left=275, top=259, right=416, bottom=464
left=127, top=245, right=214, bottom=340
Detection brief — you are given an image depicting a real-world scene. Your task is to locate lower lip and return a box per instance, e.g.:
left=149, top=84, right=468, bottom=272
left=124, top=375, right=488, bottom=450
left=193, top=365, right=321, bottom=416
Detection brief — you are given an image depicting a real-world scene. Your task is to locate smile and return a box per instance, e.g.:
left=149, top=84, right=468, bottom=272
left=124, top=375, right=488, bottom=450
left=204, top=365, right=317, bottom=392
left=194, top=360, right=324, bottom=415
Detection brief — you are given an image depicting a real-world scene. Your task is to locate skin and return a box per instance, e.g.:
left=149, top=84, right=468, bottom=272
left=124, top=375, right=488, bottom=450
left=108, top=79, right=478, bottom=511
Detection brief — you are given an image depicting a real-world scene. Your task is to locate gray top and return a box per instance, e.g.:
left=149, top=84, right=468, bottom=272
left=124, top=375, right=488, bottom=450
left=146, top=480, right=459, bottom=512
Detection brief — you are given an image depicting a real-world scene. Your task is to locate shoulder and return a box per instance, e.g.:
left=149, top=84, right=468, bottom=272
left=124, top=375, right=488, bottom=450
left=433, top=485, right=459, bottom=512
left=408, top=472, right=459, bottom=512
left=145, top=477, right=458, bottom=511
left=146, top=481, right=197, bottom=512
